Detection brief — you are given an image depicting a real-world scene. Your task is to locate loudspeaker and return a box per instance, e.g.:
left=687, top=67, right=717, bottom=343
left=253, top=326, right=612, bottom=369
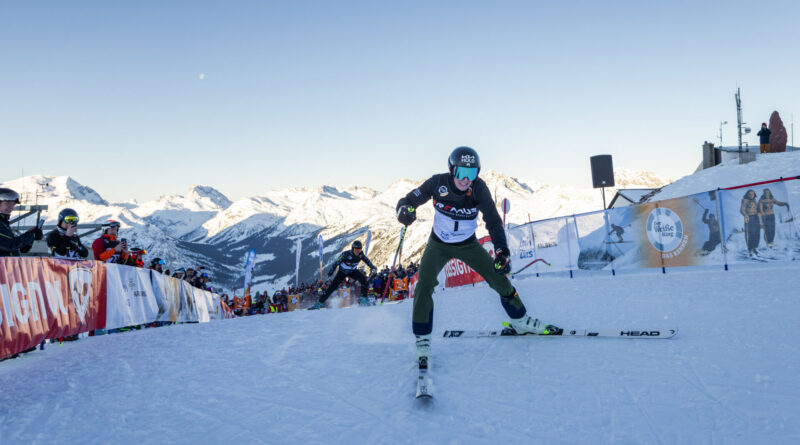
left=590, top=155, right=615, bottom=188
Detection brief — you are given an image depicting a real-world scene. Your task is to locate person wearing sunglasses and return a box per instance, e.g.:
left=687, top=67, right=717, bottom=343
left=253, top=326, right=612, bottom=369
left=309, top=240, right=376, bottom=310
left=45, top=208, right=89, bottom=259
left=91, top=219, right=129, bottom=263
left=149, top=258, right=165, bottom=273
left=395, top=146, right=561, bottom=367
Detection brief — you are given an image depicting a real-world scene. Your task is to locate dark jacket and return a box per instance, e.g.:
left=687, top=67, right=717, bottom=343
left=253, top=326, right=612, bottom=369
left=329, top=250, right=376, bottom=275
left=46, top=227, right=89, bottom=259
left=396, top=174, right=508, bottom=252
left=0, top=214, right=37, bottom=257
left=757, top=127, right=771, bottom=144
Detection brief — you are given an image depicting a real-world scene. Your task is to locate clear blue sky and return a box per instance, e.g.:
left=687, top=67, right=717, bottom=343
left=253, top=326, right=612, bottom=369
left=2, top=0, right=798, bottom=202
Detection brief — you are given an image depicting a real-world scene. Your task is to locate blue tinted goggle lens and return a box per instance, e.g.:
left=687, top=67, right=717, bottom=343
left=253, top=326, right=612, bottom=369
left=157, top=260, right=165, bottom=265
left=455, top=167, right=478, bottom=181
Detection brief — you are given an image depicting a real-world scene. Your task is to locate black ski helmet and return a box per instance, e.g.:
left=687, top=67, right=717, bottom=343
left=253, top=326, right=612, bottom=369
left=58, top=208, right=79, bottom=226
left=0, top=187, right=20, bottom=203
left=352, top=240, right=363, bottom=250
left=448, top=146, right=481, bottom=177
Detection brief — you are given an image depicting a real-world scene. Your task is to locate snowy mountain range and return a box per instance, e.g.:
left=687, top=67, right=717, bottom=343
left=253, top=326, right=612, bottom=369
left=5, top=154, right=797, bottom=294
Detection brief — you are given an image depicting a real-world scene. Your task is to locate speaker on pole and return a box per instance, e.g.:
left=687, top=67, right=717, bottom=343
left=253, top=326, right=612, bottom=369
left=590, top=155, right=615, bottom=188
left=590, top=155, right=614, bottom=209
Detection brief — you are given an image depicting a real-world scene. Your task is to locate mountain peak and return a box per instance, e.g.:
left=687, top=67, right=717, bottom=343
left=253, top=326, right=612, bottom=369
left=186, top=185, right=232, bottom=209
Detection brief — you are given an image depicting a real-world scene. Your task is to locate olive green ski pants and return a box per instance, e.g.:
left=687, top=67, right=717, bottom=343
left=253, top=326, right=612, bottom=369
left=412, top=237, right=527, bottom=335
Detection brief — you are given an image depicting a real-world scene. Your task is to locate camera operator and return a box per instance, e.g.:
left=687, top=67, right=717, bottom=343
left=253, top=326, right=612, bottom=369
left=46, top=208, right=89, bottom=259
left=91, top=220, right=129, bottom=264
left=0, top=187, right=43, bottom=257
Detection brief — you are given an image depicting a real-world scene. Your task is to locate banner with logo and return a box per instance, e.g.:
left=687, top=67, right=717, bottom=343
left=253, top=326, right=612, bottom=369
left=287, top=294, right=301, bottom=311
left=1, top=258, right=106, bottom=359
left=192, top=287, right=218, bottom=322
left=443, top=236, right=493, bottom=288
left=105, top=264, right=159, bottom=330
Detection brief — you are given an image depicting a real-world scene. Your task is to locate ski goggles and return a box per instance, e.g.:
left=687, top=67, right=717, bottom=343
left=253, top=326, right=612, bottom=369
left=63, top=215, right=79, bottom=224
left=454, top=166, right=478, bottom=181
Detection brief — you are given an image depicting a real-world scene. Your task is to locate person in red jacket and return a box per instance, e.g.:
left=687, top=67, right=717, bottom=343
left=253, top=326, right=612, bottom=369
left=91, top=220, right=129, bottom=264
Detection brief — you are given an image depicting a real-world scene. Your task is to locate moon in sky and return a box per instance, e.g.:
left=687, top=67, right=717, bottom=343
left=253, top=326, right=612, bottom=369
left=199, top=73, right=205, bottom=80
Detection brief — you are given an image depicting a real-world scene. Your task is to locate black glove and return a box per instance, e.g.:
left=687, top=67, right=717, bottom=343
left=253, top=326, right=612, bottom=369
left=397, top=205, right=416, bottom=226
left=327, top=267, right=336, bottom=277
left=493, top=248, right=511, bottom=275
left=27, top=227, right=44, bottom=241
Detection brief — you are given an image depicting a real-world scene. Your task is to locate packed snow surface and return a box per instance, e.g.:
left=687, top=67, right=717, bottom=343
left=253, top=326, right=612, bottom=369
left=2, top=263, right=799, bottom=444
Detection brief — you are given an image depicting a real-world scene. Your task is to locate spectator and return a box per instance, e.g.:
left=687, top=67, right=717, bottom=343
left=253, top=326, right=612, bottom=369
left=91, top=220, right=129, bottom=264
left=46, top=208, right=89, bottom=259
left=0, top=187, right=43, bottom=256
left=173, top=267, right=186, bottom=279
left=126, top=248, right=146, bottom=267
left=149, top=258, right=165, bottom=273
left=758, top=122, right=771, bottom=154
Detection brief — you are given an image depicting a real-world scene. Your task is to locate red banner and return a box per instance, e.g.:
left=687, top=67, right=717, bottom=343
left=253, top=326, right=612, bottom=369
left=443, top=236, right=495, bottom=288
left=1, top=258, right=107, bottom=359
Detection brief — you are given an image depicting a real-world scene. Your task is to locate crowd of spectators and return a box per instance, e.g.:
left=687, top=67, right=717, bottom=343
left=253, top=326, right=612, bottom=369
left=235, top=261, right=420, bottom=316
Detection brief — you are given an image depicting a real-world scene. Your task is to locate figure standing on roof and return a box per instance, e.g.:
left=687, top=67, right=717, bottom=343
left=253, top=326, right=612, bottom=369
left=757, top=122, right=771, bottom=154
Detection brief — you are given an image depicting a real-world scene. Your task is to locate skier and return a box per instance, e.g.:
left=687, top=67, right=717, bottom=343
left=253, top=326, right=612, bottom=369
left=310, top=240, right=376, bottom=309
left=607, top=224, right=627, bottom=242
left=699, top=209, right=721, bottom=255
left=396, top=146, right=560, bottom=367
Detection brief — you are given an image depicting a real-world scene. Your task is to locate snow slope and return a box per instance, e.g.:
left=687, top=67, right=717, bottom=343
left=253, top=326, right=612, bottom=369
left=2, top=263, right=798, bottom=444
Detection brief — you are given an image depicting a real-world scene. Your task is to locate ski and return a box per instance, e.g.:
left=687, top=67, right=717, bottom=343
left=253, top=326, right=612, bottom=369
left=443, top=325, right=678, bottom=339
left=415, top=358, right=433, bottom=399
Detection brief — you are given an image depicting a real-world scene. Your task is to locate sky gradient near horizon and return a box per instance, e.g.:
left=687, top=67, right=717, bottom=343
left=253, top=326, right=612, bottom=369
left=2, top=0, right=798, bottom=202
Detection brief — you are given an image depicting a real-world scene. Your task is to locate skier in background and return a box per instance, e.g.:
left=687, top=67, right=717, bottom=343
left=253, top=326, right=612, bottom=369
left=46, top=208, right=89, bottom=259
left=607, top=224, right=628, bottom=242
left=310, top=240, right=376, bottom=309
left=396, top=146, right=560, bottom=368
left=758, top=188, right=790, bottom=247
left=699, top=209, right=722, bottom=255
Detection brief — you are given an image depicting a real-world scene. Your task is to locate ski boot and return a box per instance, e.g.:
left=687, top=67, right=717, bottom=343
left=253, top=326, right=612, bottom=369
left=416, top=334, right=431, bottom=370
left=505, top=315, right=562, bottom=336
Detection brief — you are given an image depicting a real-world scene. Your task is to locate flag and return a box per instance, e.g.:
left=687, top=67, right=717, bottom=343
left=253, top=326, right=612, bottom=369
left=365, top=229, right=372, bottom=256
left=317, top=235, right=324, bottom=280
left=295, top=238, right=303, bottom=288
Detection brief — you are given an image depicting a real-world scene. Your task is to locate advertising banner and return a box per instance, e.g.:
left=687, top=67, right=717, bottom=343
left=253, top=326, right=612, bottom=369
left=508, top=217, right=578, bottom=275
left=105, top=264, right=159, bottom=330
left=150, top=272, right=183, bottom=322
left=443, top=236, right=493, bottom=288
left=178, top=279, right=199, bottom=322
left=720, top=182, right=800, bottom=263
left=1, top=258, right=106, bottom=359
left=287, top=294, right=301, bottom=311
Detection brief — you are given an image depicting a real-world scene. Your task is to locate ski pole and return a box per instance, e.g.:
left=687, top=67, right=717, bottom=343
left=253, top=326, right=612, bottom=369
left=509, top=258, right=551, bottom=277
left=381, top=224, right=408, bottom=303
